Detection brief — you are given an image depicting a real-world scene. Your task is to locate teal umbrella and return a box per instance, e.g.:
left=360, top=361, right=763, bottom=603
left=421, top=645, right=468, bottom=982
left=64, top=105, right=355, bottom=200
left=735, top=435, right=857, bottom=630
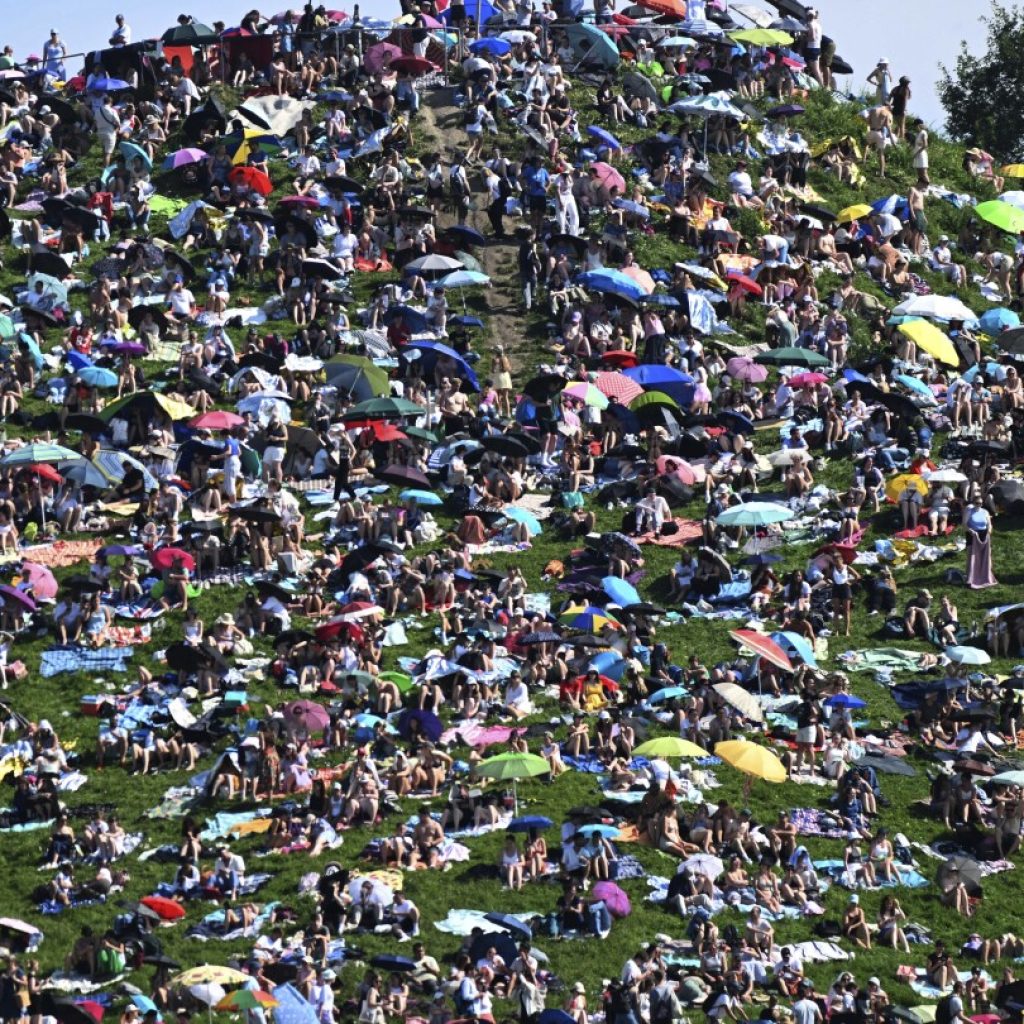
left=79, top=366, right=119, bottom=389
left=1, top=443, right=80, bottom=465
left=118, top=140, right=152, bottom=171
left=400, top=489, right=443, bottom=506
left=501, top=506, right=542, bottom=536
left=565, top=22, right=619, bottom=68
left=716, top=502, right=794, bottom=527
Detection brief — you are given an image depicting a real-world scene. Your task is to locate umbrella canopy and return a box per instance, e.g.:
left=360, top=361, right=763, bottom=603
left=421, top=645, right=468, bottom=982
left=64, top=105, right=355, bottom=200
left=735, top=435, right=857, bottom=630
left=282, top=699, right=331, bottom=733
left=715, top=739, right=787, bottom=783
left=716, top=502, right=794, bottom=527
left=2, top=443, right=80, bottom=466
left=633, top=737, right=706, bottom=758
left=937, top=855, right=983, bottom=896
left=681, top=854, right=725, bottom=878
left=897, top=320, right=958, bottom=367
left=712, top=682, right=766, bottom=722
left=592, top=880, right=631, bottom=917
left=726, top=356, right=768, bottom=382
left=565, top=22, right=620, bottom=67
left=893, top=294, right=978, bottom=324
left=477, top=751, right=550, bottom=781
left=755, top=347, right=829, bottom=368
left=885, top=473, right=929, bottom=502
left=728, top=629, right=793, bottom=673
left=216, top=992, right=279, bottom=1012
left=946, top=645, right=991, bottom=665
left=174, top=966, right=250, bottom=986
left=976, top=199, right=1024, bottom=234
left=139, top=896, right=186, bottom=921
left=507, top=816, right=554, bottom=832
left=19, top=562, right=58, bottom=601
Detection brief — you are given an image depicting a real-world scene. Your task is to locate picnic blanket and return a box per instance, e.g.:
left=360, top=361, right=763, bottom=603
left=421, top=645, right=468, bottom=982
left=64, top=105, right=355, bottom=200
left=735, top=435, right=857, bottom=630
left=790, top=807, right=846, bottom=838
left=433, top=909, right=538, bottom=936
left=146, top=786, right=200, bottom=820
left=636, top=518, right=703, bottom=547
left=40, top=646, right=136, bottom=677
left=20, top=540, right=103, bottom=568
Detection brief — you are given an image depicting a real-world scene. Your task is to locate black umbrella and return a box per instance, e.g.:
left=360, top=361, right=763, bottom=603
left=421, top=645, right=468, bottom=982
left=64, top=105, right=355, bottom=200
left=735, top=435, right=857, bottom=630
left=831, top=54, right=854, bottom=75
left=161, top=248, right=197, bottom=282
left=520, top=630, right=562, bottom=645
left=64, top=575, right=104, bottom=594
left=801, top=203, right=837, bottom=222
left=394, top=205, right=435, bottom=222
left=41, top=1000, right=99, bottom=1024
left=375, top=464, right=431, bottom=488
left=302, top=257, right=345, bottom=281
left=166, top=641, right=226, bottom=673
left=64, top=413, right=107, bottom=435
left=567, top=805, right=609, bottom=821
left=851, top=754, right=916, bottom=777
left=937, top=855, right=983, bottom=896
left=989, top=480, right=1024, bottom=513
left=523, top=373, right=567, bottom=401
left=182, top=97, right=227, bottom=141
left=231, top=504, right=282, bottom=525
left=240, top=352, right=281, bottom=372
left=324, top=174, right=365, bottom=193
left=286, top=425, right=321, bottom=456
left=339, top=542, right=398, bottom=577
left=29, top=250, right=69, bottom=280
left=480, top=435, right=531, bottom=458
left=256, top=579, right=295, bottom=602
left=161, top=22, right=219, bottom=44
left=274, top=629, right=316, bottom=648
left=468, top=929, right=518, bottom=967
left=484, top=911, right=532, bottom=940
left=546, top=232, right=587, bottom=256
left=370, top=955, right=416, bottom=972
left=622, top=602, right=665, bottom=616
left=275, top=215, right=317, bottom=248
left=236, top=103, right=274, bottom=131
left=37, top=95, right=79, bottom=124
left=144, top=955, right=182, bottom=969
left=504, top=431, right=542, bottom=455
left=127, top=304, right=171, bottom=332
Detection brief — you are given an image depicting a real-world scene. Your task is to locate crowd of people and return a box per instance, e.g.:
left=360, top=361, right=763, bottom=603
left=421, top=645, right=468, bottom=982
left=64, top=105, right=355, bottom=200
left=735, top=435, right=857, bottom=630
left=0, top=0, right=1022, bottom=1023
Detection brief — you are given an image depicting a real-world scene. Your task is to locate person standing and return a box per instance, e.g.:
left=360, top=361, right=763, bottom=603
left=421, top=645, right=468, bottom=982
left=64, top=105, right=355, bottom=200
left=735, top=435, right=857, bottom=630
left=911, top=119, right=930, bottom=186
left=109, top=14, right=131, bottom=46
left=888, top=76, right=912, bottom=139
left=804, top=9, right=822, bottom=85
left=866, top=57, right=892, bottom=105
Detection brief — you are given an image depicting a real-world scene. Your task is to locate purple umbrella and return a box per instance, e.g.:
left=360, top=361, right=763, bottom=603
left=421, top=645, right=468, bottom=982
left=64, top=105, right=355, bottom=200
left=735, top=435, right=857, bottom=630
left=0, top=585, right=36, bottom=612
left=163, top=148, right=208, bottom=170
left=99, top=544, right=143, bottom=558
left=397, top=708, right=442, bottom=742
left=110, top=342, right=147, bottom=357
left=592, top=880, right=631, bottom=918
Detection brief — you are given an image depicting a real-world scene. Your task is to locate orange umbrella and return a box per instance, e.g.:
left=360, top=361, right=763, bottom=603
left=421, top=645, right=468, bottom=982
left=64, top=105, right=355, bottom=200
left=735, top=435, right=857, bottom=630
left=637, top=0, right=687, bottom=16
left=728, top=629, right=793, bottom=672
left=620, top=265, right=656, bottom=293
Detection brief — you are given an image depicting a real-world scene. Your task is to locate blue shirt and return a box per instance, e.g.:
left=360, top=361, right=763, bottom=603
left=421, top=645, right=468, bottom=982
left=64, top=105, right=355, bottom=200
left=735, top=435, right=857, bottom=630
left=523, top=166, right=549, bottom=197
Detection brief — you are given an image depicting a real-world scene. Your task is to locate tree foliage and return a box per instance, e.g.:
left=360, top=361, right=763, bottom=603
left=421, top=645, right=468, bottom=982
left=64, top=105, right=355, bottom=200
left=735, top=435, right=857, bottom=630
left=938, top=1, right=1024, bottom=161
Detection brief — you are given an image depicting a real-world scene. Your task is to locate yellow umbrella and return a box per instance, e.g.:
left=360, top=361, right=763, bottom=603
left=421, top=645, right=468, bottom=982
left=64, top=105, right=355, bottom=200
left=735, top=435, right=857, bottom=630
left=885, top=473, right=928, bottom=502
left=715, top=740, right=787, bottom=783
left=910, top=1008, right=937, bottom=1024
left=897, top=320, right=958, bottom=367
left=174, top=966, right=250, bottom=986
left=153, top=392, right=198, bottom=421
left=837, top=203, right=873, bottom=224
left=1002, top=164, right=1024, bottom=177
left=729, top=28, right=793, bottom=46
left=633, top=737, right=707, bottom=758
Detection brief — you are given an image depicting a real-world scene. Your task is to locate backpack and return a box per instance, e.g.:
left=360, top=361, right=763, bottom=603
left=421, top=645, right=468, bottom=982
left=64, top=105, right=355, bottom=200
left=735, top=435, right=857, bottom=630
left=498, top=175, right=513, bottom=200
left=935, top=995, right=953, bottom=1024
left=722, top=923, right=741, bottom=947
left=650, top=987, right=675, bottom=1024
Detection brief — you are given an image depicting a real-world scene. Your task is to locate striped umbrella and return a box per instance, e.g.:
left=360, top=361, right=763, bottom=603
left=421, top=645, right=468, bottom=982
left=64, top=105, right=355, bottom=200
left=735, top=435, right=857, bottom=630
left=1, top=443, right=80, bottom=466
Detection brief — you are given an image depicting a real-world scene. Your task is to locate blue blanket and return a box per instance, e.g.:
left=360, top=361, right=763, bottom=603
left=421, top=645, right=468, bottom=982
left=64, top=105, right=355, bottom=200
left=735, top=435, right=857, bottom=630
left=41, top=645, right=135, bottom=677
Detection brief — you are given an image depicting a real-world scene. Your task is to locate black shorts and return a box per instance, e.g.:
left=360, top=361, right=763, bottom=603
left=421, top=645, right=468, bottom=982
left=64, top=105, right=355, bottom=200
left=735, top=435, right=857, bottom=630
left=833, top=583, right=852, bottom=601
left=528, top=194, right=547, bottom=214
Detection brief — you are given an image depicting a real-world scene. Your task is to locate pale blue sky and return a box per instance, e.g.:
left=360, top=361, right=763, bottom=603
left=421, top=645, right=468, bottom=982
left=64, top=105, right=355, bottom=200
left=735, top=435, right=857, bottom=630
left=1, top=0, right=991, bottom=127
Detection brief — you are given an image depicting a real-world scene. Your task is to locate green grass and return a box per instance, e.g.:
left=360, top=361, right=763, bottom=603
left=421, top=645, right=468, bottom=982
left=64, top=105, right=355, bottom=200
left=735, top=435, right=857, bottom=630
left=0, top=59, right=1023, bottom=1023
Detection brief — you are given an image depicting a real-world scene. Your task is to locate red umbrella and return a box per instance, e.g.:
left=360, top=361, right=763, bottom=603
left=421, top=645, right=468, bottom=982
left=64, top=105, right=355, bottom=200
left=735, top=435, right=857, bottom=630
left=372, top=422, right=408, bottom=442
left=282, top=699, right=331, bottom=733
left=140, top=896, right=186, bottom=921
left=189, top=411, right=245, bottom=430
left=592, top=880, right=631, bottom=917
left=228, top=165, right=273, bottom=197
left=601, top=350, right=639, bottom=368
left=816, top=542, right=857, bottom=564
left=278, top=195, right=320, bottom=209
left=76, top=1002, right=104, bottom=1023
left=600, top=23, right=633, bottom=36
left=728, top=629, right=793, bottom=672
left=150, top=547, right=196, bottom=572
left=364, top=42, right=402, bottom=74
left=570, top=673, right=619, bottom=692
left=594, top=371, right=644, bottom=404
left=389, top=56, right=435, bottom=75
left=591, top=161, right=625, bottom=194
left=611, top=11, right=636, bottom=23
left=26, top=463, right=62, bottom=483
left=727, top=273, right=763, bottom=296
left=315, top=617, right=365, bottom=643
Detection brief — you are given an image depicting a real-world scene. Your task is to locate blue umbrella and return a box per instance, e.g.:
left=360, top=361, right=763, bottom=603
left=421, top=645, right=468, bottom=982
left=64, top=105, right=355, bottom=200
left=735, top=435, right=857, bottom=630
left=539, top=1012, right=576, bottom=1024
left=131, top=997, right=160, bottom=1016
left=576, top=269, right=646, bottom=303
left=640, top=293, right=681, bottom=307
left=648, top=685, right=687, bottom=703
left=602, top=575, right=641, bottom=607
left=450, top=314, right=485, bottom=328
left=469, top=37, right=512, bottom=55
left=370, top=955, right=417, bottom=972
left=400, top=489, right=443, bottom=506
left=67, top=350, right=93, bottom=371
left=484, top=912, right=532, bottom=939
left=624, top=365, right=695, bottom=406
left=441, top=0, right=494, bottom=21
left=895, top=374, right=936, bottom=402
left=589, top=650, right=624, bottom=674
left=770, top=630, right=817, bottom=668
left=614, top=198, right=650, bottom=218
left=825, top=693, right=867, bottom=709
left=353, top=713, right=387, bottom=732
left=577, top=823, right=619, bottom=838
left=842, top=368, right=870, bottom=385
left=872, top=193, right=906, bottom=217
left=402, top=341, right=480, bottom=392
left=588, top=124, right=623, bottom=151
left=382, top=304, right=430, bottom=334
left=272, top=984, right=319, bottom=1024
left=397, top=708, right=443, bottom=742
left=508, top=815, right=554, bottom=832
left=979, top=307, right=1021, bottom=337
left=78, top=366, right=118, bottom=388
left=119, top=140, right=153, bottom=170
left=90, top=77, right=132, bottom=91
left=444, top=224, right=487, bottom=246
left=502, top=506, right=542, bottom=535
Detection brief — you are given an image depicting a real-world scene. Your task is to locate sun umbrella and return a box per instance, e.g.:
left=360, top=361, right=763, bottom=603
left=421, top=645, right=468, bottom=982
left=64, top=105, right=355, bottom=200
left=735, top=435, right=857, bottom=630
left=19, top=563, right=57, bottom=601
left=716, top=501, right=794, bottom=527
left=633, top=737, right=706, bottom=758
left=726, top=356, right=768, bottom=382
left=592, top=881, right=631, bottom=917
left=405, top=253, right=464, bottom=276
left=508, top=816, right=553, bottom=832
left=2, top=443, right=80, bottom=466
left=715, top=739, right=786, bottom=783
left=728, top=629, right=793, bottom=672
left=896, top=320, right=958, bottom=366
left=0, top=586, right=35, bottom=612
left=561, top=605, right=621, bottom=632
left=591, top=160, right=625, bottom=194
left=438, top=270, right=490, bottom=289
left=190, top=411, right=244, bottom=430
left=139, top=896, right=186, bottom=921
left=979, top=307, right=1021, bottom=337
left=389, top=55, right=435, bottom=74
left=118, top=140, right=151, bottom=170
left=282, top=699, right=331, bottom=733
left=681, top=854, right=725, bottom=878
left=655, top=455, right=697, bottom=485
left=364, top=41, right=402, bottom=72
left=977, top=199, right=1024, bottom=234
left=228, top=165, right=273, bottom=196
left=564, top=22, right=620, bottom=67
left=594, top=371, right=644, bottom=404
left=174, top=967, right=250, bottom=987
left=990, top=770, right=1024, bottom=787
left=946, top=645, right=991, bottom=665
left=477, top=751, right=550, bottom=813
left=755, top=347, right=829, bottom=368
left=713, top=682, right=767, bottom=722
left=216, top=991, right=279, bottom=1013
left=163, top=147, right=208, bottom=170
left=78, top=366, right=119, bottom=389
left=648, top=686, right=688, bottom=704
left=730, top=27, right=793, bottom=45
left=769, top=630, right=817, bottom=668
left=893, top=294, right=978, bottom=324
left=788, top=371, right=829, bottom=387
left=577, top=269, right=647, bottom=303
left=937, top=855, right=983, bottom=896
left=561, top=382, right=609, bottom=409
left=484, top=911, right=532, bottom=939
left=826, top=693, right=867, bottom=709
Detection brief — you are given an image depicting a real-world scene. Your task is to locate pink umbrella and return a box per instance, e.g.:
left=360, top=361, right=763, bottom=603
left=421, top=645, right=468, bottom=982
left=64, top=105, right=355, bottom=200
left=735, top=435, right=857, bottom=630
left=19, top=562, right=58, bottom=601
left=656, top=455, right=697, bottom=486
left=594, top=372, right=644, bottom=404
left=325, top=9, right=350, bottom=20
left=420, top=13, right=443, bottom=26
left=278, top=195, right=321, bottom=209
left=591, top=161, right=625, bottom=194
left=620, top=265, right=655, bottom=294
left=364, top=42, right=402, bottom=74
left=789, top=372, right=828, bottom=388
left=726, top=356, right=768, bottom=383
left=592, top=881, right=631, bottom=918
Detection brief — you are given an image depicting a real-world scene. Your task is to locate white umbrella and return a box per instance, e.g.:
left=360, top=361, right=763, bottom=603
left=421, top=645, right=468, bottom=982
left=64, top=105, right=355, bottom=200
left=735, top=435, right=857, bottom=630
left=713, top=682, right=765, bottom=722
left=999, top=191, right=1024, bottom=210
left=348, top=875, right=393, bottom=903
left=893, top=294, right=979, bottom=324
left=946, top=646, right=991, bottom=666
left=681, top=853, right=724, bottom=878
left=189, top=984, right=226, bottom=1007
left=924, top=468, right=967, bottom=484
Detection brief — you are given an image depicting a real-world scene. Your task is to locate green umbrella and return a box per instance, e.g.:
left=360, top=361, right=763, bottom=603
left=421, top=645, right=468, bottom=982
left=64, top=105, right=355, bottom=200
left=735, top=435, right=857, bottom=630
left=324, top=355, right=389, bottom=398
left=454, top=250, right=484, bottom=274
left=477, top=751, right=551, bottom=814
left=754, top=347, right=829, bottom=368
left=975, top=200, right=1024, bottom=234
left=629, top=390, right=679, bottom=411
left=345, top=397, right=426, bottom=419
left=405, top=426, right=441, bottom=444
left=378, top=670, right=414, bottom=693
left=990, top=770, right=1024, bottom=786
left=0, top=314, right=14, bottom=340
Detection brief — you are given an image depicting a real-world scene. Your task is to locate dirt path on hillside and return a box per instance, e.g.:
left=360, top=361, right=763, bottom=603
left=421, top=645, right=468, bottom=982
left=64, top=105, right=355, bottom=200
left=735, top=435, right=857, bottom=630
left=419, top=90, right=534, bottom=378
